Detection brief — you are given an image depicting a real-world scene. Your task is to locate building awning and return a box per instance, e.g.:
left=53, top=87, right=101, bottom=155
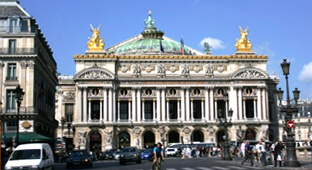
left=1, top=133, right=55, bottom=143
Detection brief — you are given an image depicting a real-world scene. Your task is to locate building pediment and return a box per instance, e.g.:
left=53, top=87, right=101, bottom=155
left=74, top=67, right=114, bottom=81
left=232, top=68, right=268, bottom=79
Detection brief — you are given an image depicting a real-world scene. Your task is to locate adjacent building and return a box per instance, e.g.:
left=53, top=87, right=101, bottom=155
left=0, top=0, right=58, bottom=147
left=55, top=11, right=280, bottom=152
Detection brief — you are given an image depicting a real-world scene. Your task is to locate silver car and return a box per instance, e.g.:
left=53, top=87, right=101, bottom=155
left=119, top=147, right=142, bottom=164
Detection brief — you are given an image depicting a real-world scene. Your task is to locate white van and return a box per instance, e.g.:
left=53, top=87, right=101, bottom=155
left=5, top=143, right=54, bottom=170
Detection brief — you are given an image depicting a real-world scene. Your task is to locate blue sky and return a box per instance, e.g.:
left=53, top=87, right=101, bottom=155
left=20, top=0, right=312, bottom=99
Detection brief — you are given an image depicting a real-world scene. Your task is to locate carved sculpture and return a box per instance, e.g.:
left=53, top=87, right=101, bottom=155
left=156, top=64, right=166, bottom=77
left=120, top=65, right=130, bottom=73
left=63, top=91, right=75, bottom=102
left=235, top=26, right=252, bottom=51
left=79, top=70, right=112, bottom=79
left=132, top=64, right=141, bottom=76
left=87, top=24, right=105, bottom=51
left=180, top=64, right=190, bottom=77
left=235, top=70, right=265, bottom=78
left=204, top=64, right=214, bottom=76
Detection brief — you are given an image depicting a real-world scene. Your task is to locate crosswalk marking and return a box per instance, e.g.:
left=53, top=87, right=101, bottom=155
left=166, top=169, right=177, bottom=170
left=181, top=168, right=196, bottom=170
left=197, top=167, right=214, bottom=170
left=227, top=166, right=247, bottom=170
left=211, top=166, right=230, bottom=170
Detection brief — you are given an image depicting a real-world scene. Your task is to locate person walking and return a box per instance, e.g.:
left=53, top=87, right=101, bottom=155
left=274, top=141, right=283, bottom=167
left=260, top=139, right=267, bottom=166
left=240, top=140, right=246, bottom=158
left=241, top=141, right=254, bottom=167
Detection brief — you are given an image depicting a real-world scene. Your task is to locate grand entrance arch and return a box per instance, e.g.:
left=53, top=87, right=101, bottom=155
left=168, top=131, right=180, bottom=144
left=192, top=130, right=204, bottom=142
left=216, top=130, right=226, bottom=147
left=245, top=128, right=256, bottom=140
left=89, top=131, right=102, bottom=152
left=118, top=131, right=131, bottom=149
left=143, top=131, right=155, bottom=148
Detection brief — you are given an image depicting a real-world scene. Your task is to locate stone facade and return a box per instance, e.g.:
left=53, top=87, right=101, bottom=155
left=0, top=0, right=58, bottom=147
left=55, top=12, right=279, bottom=152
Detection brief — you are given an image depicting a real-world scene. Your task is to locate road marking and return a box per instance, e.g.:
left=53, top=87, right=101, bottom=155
left=166, top=168, right=177, bottom=170
left=227, top=166, right=247, bottom=170
left=197, top=167, right=214, bottom=170
left=211, top=166, right=230, bottom=170
left=181, top=168, right=196, bottom=170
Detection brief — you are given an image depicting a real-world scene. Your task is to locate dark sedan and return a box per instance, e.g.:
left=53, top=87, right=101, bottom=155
left=119, top=147, right=142, bottom=164
left=66, top=150, right=93, bottom=169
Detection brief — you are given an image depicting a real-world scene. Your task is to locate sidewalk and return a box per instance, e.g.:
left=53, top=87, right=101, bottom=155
left=230, top=156, right=312, bottom=169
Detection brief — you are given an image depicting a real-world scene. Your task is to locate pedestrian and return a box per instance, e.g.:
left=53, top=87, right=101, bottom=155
left=274, top=141, right=283, bottom=167
left=260, top=139, right=267, bottom=166
left=241, top=141, right=254, bottom=166
left=310, top=140, right=312, bottom=162
left=271, top=139, right=277, bottom=162
left=240, top=140, right=246, bottom=158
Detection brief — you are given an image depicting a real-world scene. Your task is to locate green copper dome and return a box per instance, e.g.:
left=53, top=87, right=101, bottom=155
left=113, top=11, right=194, bottom=55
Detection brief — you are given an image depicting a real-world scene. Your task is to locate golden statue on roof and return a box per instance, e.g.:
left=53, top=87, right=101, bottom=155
left=87, top=24, right=105, bottom=51
left=235, top=26, right=252, bottom=52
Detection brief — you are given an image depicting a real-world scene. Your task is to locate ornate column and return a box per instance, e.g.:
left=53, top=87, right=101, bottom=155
left=142, top=99, right=145, bottom=122
left=132, top=89, right=136, bottom=122
left=128, top=99, right=132, bottom=121
left=88, top=99, right=91, bottom=121
left=177, top=99, right=180, bottom=120
left=103, top=88, right=108, bottom=122
left=76, top=87, right=82, bottom=122
left=156, top=88, right=161, bottom=122
left=232, top=87, right=238, bottom=120
left=166, top=99, right=170, bottom=121
left=225, top=97, right=228, bottom=118
left=113, top=87, right=116, bottom=122
left=214, top=100, right=217, bottom=120
left=201, top=99, right=204, bottom=120
left=190, top=99, right=194, bottom=121
left=243, top=98, right=246, bottom=119
left=185, top=88, right=190, bottom=121
left=209, top=88, right=214, bottom=121
left=117, top=99, right=120, bottom=121
left=108, top=88, right=113, bottom=122
left=20, top=61, right=27, bottom=105
left=83, top=88, right=87, bottom=122
left=100, top=99, right=103, bottom=121
left=262, top=88, right=267, bottom=120
left=153, top=99, right=156, bottom=121
left=0, top=61, right=4, bottom=100
left=26, top=61, right=35, bottom=107
left=257, top=87, right=262, bottom=120
left=181, top=89, right=185, bottom=121
left=205, top=88, right=209, bottom=121
left=161, top=88, right=166, bottom=122
left=254, top=98, right=257, bottom=119
left=238, top=87, right=243, bottom=120
left=137, top=88, right=141, bottom=122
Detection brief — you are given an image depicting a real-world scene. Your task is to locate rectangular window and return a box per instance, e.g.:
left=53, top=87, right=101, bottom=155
left=6, top=90, right=16, bottom=112
left=7, top=63, right=17, bottom=80
left=6, top=121, right=17, bottom=132
left=65, top=104, right=73, bottom=122
left=145, top=101, right=153, bottom=120
left=246, top=99, right=254, bottom=118
left=9, top=19, right=18, bottom=33
left=120, top=101, right=128, bottom=120
left=8, top=39, right=16, bottom=54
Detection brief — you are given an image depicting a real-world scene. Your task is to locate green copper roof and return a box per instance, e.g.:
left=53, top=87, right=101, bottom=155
left=113, top=11, right=194, bottom=55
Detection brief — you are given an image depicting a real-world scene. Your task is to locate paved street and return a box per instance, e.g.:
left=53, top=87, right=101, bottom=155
left=54, top=157, right=312, bottom=170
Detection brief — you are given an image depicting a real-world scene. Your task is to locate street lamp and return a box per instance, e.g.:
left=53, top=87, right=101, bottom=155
left=277, top=59, right=301, bottom=167
left=14, top=85, right=24, bottom=147
left=61, top=117, right=65, bottom=140
left=217, top=108, right=233, bottom=161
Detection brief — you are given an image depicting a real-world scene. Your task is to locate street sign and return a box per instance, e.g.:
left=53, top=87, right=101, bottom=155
left=287, top=120, right=295, bottom=128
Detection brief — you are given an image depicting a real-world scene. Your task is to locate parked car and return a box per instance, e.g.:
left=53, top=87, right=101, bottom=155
left=141, top=149, right=153, bottom=161
left=165, top=147, right=178, bottom=157
left=104, top=151, right=114, bottom=160
left=98, top=151, right=105, bottom=160
left=114, top=151, right=121, bottom=160
left=5, top=143, right=54, bottom=170
left=66, top=150, right=92, bottom=168
left=119, top=147, right=142, bottom=164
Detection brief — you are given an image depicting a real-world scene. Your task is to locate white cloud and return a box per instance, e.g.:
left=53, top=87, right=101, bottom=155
left=253, top=42, right=275, bottom=57
left=299, top=61, right=312, bottom=82
left=200, top=37, right=225, bottom=50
